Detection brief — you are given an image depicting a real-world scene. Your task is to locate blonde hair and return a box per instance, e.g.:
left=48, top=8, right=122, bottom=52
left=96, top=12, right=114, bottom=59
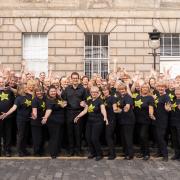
left=17, top=84, right=27, bottom=96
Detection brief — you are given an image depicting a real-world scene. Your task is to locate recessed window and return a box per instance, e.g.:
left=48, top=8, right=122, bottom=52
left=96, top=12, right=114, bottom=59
left=23, top=33, right=48, bottom=76
left=84, top=33, right=109, bottom=78
left=160, top=33, right=180, bottom=78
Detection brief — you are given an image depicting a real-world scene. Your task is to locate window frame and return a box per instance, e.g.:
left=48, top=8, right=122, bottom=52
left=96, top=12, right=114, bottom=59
left=22, top=33, right=48, bottom=77
left=84, top=33, right=109, bottom=78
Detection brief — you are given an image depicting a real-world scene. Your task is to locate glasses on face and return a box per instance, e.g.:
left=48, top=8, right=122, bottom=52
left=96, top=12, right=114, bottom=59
left=72, top=78, right=78, bottom=80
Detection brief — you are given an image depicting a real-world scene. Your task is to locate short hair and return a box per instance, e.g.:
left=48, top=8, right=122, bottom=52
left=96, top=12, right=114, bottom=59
left=47, top=85, right=57, bottom=97
left=81, top=75, right=89, bottom=81
left=101, top=85, right=110, bottom=91
left=71, top=72, right=80, bottom=79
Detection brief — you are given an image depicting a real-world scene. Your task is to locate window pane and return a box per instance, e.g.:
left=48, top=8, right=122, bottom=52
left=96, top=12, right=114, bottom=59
left=160, top=38, right=163, bottom=46
left=93, top=47, right=101, bottom=58
left=164, top=38, right=171, bottom=46
left=101, top=47, right=108, bottom=58
left=172, top=34, right=179, bottom=38
left=85, top=46, right=92, bottom=58
left=172, top=38, right=179, bottom=46
left=85, top=35, right=92, bottom=46
left=92, top=60, right=99, bottom=74
left=101, top=35, right=108, bottom=46
left=164, top=34, right=171, bottom=38
left=93, top=35, right=100, bottom=46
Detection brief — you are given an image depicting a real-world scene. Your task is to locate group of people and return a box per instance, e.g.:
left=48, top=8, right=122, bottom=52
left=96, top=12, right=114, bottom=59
left=0, top=64, right=180, bottom=162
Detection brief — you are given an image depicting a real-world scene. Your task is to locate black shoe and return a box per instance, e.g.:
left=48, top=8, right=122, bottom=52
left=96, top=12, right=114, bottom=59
left=153, top=153, right=163, bottom=158
left=5, top=151, right=11, bottom=157
left=143, top=155, right=150, bottom=161
left=88, top=154, right=95, bottom=159
left=124, top=156, right=133, bottom=160
left=95, top=156, right=103, bottom=161
left=162, top=156, right=168, bottom=162
left=18, top=152, right=25, bottom=157
left=23, top=150, right=31, bottom=156
left=171, top=155, right=180, bottom=160
left=108, top=155, right=116, bottom=160
left=67, top=151, right=74, bottom=157
left=75, top=151, right=82, bottom=156
left=51, top=155, right=57, bottom=159
left=136, top=154, right=143, bottom=158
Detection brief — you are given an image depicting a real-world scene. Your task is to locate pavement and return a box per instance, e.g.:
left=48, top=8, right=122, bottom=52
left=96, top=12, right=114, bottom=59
left=0, top=156, right=180, bottom=180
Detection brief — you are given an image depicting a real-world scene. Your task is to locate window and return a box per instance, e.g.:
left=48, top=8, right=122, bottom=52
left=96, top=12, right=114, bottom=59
left=160, top=33, right=180, bottom=78
left=160, top=34, right=180, bottom=56
left=84, top=34, right=109, bottom=78
left=23, top=33, right=48, bottom=77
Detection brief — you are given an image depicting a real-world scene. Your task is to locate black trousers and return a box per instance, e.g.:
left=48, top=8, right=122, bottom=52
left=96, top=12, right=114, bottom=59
left=31, top=125, right=44, bottom=154
left=66, top=110, right=82, bottom=152
left=139, top=124, right=150, bottom=156
left=17, top=121, right=29, bottom=153
left=121, top=124, right=134, bottom=157
left=47, top=122, right=63, bottom=157
left=106, top=120, right=116, bottom=156
left=171, top=126, right=180, bottom=158
left=0, top=117, right=13, bottom=151
left=86, top=121, right=103, bottom=157
left=156, top=126, right=168, bottom=157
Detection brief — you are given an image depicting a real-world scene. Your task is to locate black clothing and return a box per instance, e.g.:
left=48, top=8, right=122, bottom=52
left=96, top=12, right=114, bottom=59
left=86, top=97, right=104, bottom=157
left=62, top=84, right=87, bottom=111
left=117, top=94, right=135, bottom=125
left=31, top=96, right=46, bottom=126
left=31, top=96, right=46, bottom=154
left=170, top=99, right=180, bottom=158
left=104, top=95, right=117, bottom=157
left=62, top=84, right=87, bottom=153
left=134, top=95, right=154, bottom=124
left=0, top=89, right=15, bottom=152
left=46, top=97, right=65, bottom=157
left=14, top=94, right=32, bottom=122
left=117, top=94, right=135, bottom=157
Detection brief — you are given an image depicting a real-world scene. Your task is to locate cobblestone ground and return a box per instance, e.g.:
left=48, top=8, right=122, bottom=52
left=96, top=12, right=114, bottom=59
left=0, top=156, right=180, bottom=180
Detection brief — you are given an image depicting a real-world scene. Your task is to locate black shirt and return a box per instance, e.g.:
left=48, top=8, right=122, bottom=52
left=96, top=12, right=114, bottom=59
left=87, top=97, right=104, bottom=123
left=14, top=93, right=32, bottom=121
left=117, top=94, right=135, bottom=125
left=0, top=89, right=15, bottom=118
left=134, top=95, right=154, bottom=124
left=46, top=97, right=65, bottom=124
left=154, top=94, right=170, bottom=128
left=31, top=96, right=46, bottom=126
left=62, top=84, right=87, bottom=111
left=110, top=87, right=116, bottom=96
left=104, top=95, right=117, bottom=122
left=170, top=99, right=180, bottom=127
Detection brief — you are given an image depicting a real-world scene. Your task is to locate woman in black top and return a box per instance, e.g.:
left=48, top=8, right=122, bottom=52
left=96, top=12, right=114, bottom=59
left=154, top=82, right=171, bottom=161
left=170, top=87, right=180, bottom=160
left=102, top=86, right=119, bottom=160
left=134, top=83, right=155, bottom=160
left=0, top=77, right=15, bottom=156
left=117, top=83, right=135, bottom=160
left=0, top=83, right=32, bottom=157
left=74, top=86, right=108, bottom=161
left=31, top=86, right=46, bottom=156
left=42, top=85, right=67, bottom=159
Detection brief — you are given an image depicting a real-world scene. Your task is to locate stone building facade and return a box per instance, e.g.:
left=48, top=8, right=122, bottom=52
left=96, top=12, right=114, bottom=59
left=0, top=0, right=180, bottom=77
